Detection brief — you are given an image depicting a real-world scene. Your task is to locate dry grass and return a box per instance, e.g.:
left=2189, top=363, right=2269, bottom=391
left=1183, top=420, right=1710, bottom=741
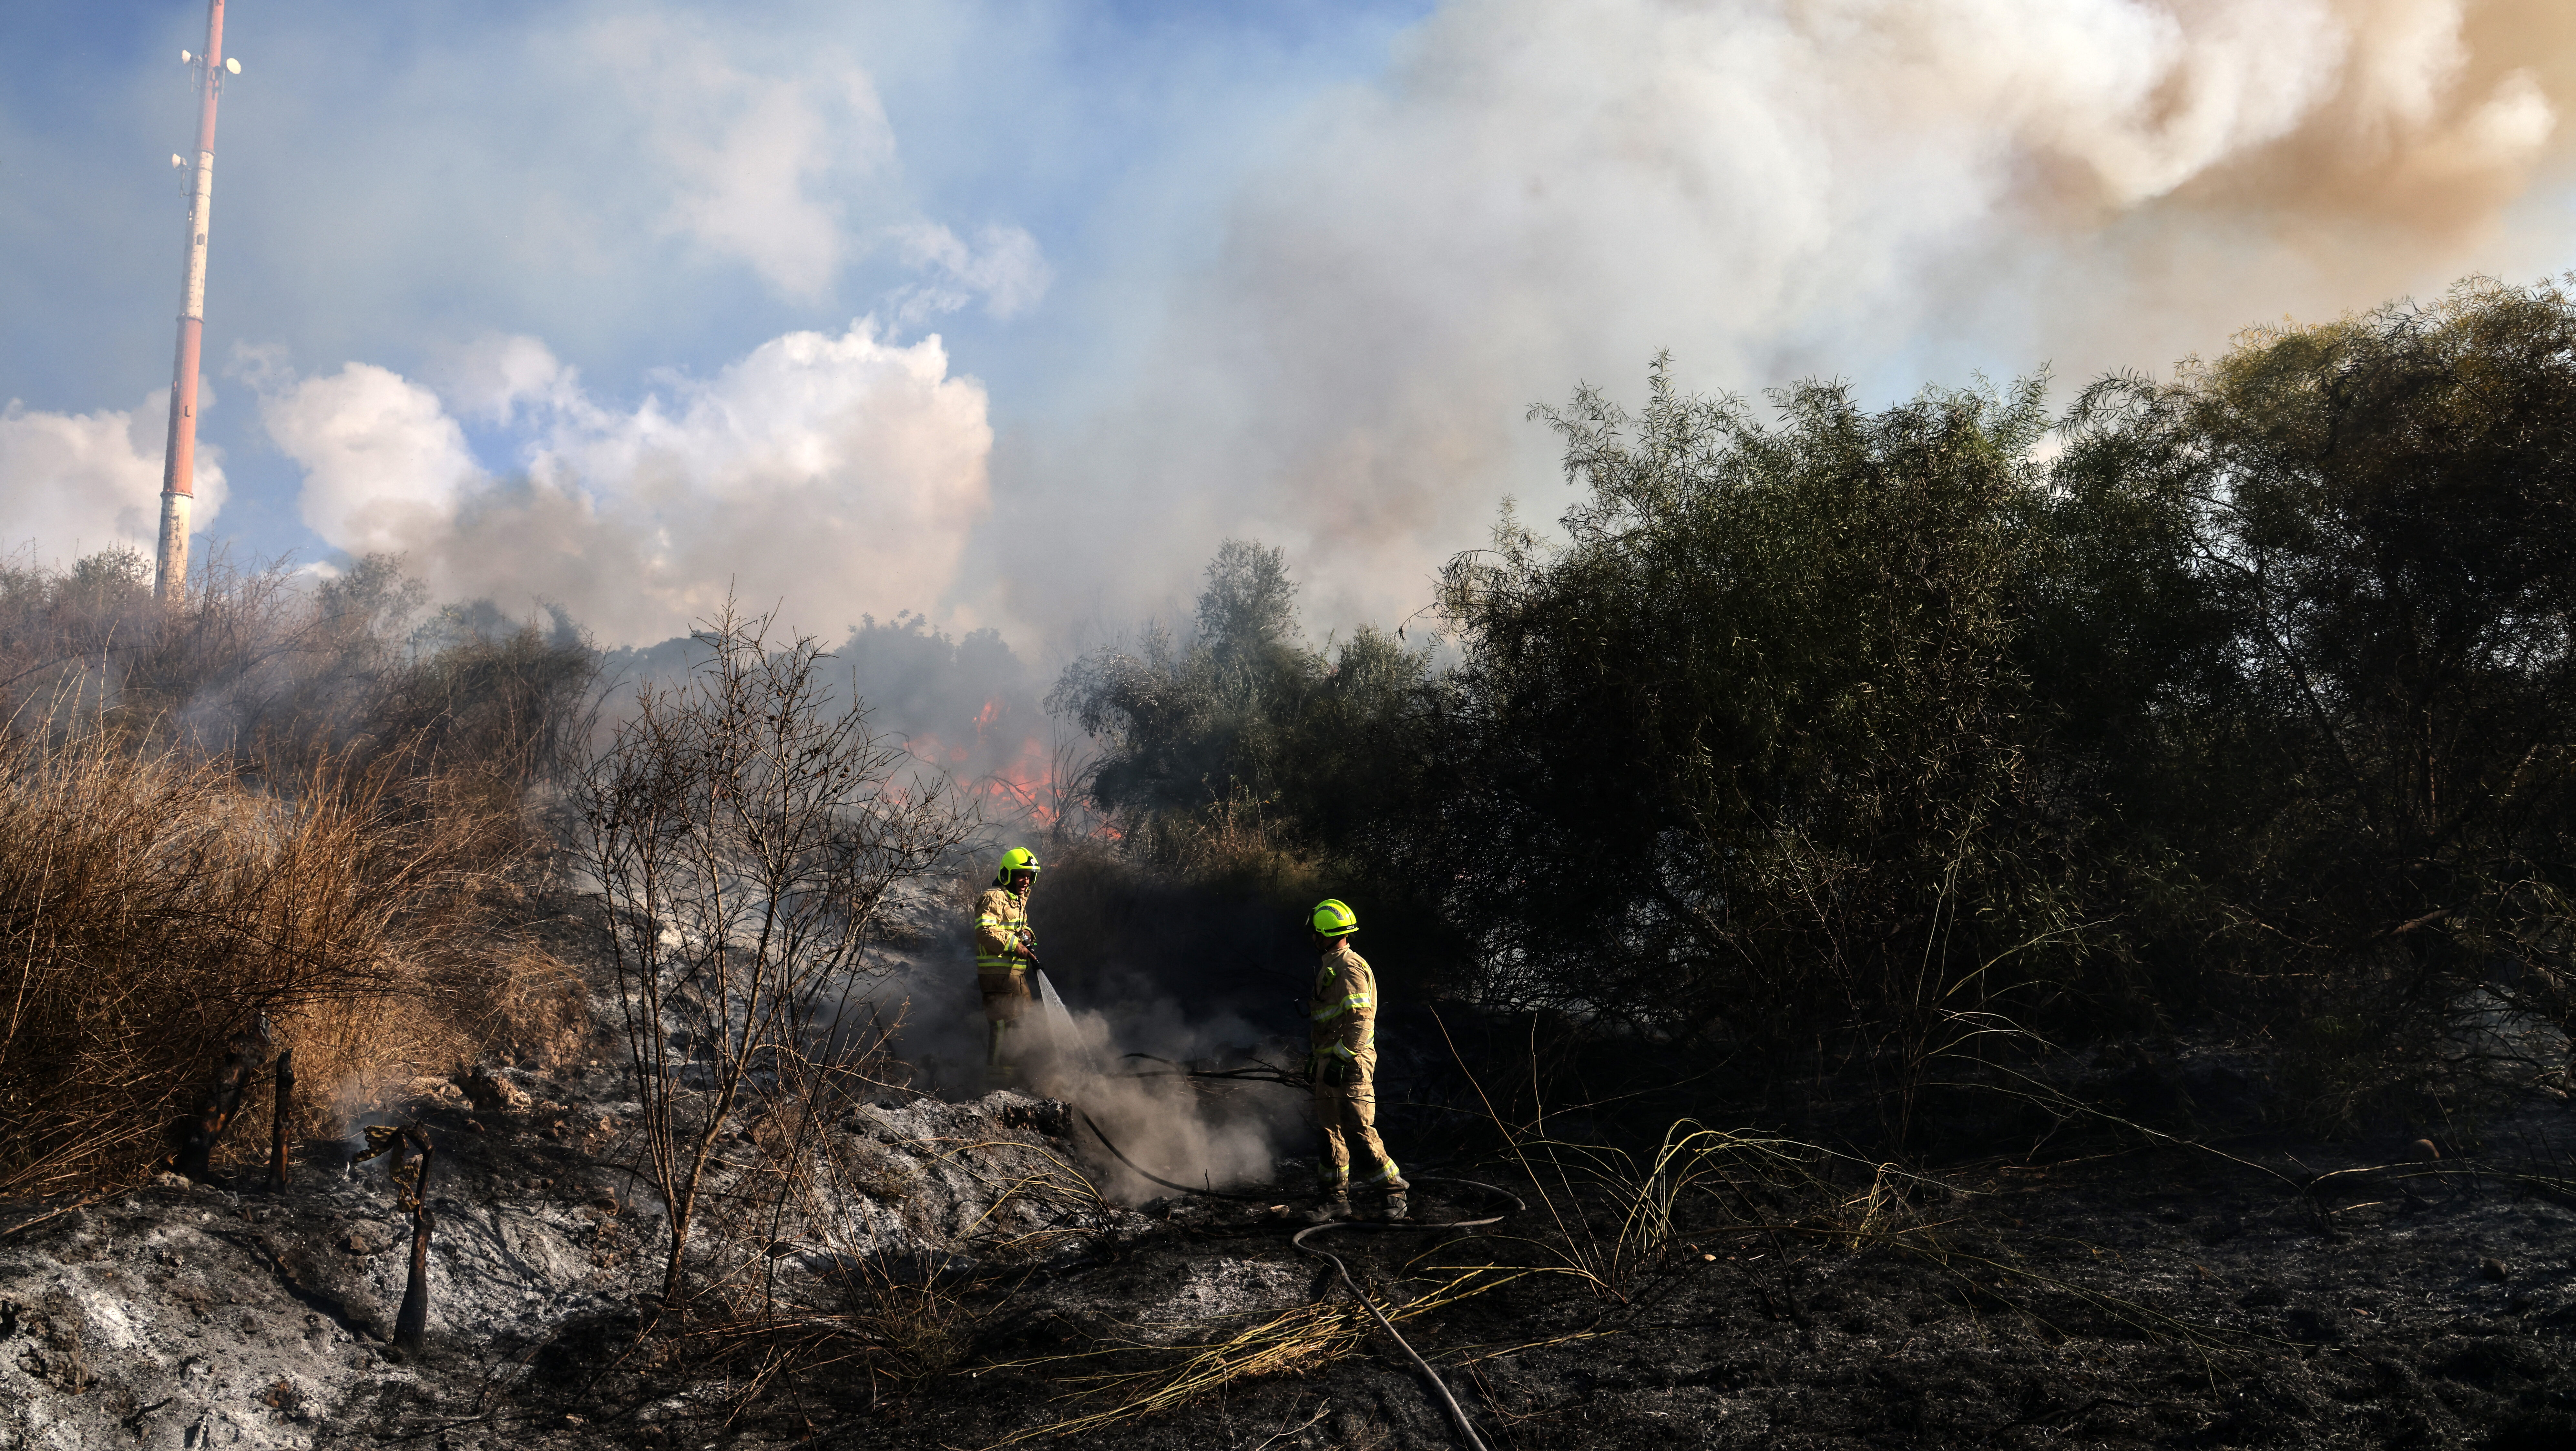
left=982, top=1264, right=1523, bottom=1448
left=0, top=549, right=600, bottom=1200
left=457, top=944, right=594, bottom=1070
left=0, top=721, right=546, bottom=1197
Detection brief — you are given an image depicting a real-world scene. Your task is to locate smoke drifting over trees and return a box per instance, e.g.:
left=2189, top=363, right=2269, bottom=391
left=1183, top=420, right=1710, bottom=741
left=994, top=0, right=2576, bottom=636
left=5, top=0, right=2576, bottom=1187
left=1055, top=277, right=2576, bottom=1134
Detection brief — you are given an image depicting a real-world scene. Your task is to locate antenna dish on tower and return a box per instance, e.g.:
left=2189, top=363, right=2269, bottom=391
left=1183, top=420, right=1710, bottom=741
left=171, top=154, right=185, bottom=168
left=180, top=49, right=193, bottom=63
left=224, top=57, right=239, bottom=74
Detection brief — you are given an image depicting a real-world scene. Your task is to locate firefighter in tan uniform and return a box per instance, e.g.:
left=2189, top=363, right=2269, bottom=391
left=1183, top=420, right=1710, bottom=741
left=973, top=848, right=1041, bottom=1088
left=1307, top=898, right=1407, bottom=1221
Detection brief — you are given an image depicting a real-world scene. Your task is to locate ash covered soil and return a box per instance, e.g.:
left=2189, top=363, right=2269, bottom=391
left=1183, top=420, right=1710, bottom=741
left=7, top=1053, right=2576, bottom=1450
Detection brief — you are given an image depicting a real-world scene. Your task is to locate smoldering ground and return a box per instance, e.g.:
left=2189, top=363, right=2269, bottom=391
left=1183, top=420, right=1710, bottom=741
left=851, top=869, right=1314, bottom=1206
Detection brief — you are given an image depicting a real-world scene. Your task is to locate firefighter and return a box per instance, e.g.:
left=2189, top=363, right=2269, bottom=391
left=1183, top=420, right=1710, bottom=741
left=1307, top=898, right=1407, bottom=1221
left=974, top=848, right=1041, bottom=1088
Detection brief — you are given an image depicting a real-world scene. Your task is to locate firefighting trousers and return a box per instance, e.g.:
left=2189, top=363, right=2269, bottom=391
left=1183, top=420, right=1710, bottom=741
left=978, top=968, right=1034, bottom=1023
left=1314, top=1075, right=1397, bottom=1186
left=980, top=968, right=1033, bottom=1069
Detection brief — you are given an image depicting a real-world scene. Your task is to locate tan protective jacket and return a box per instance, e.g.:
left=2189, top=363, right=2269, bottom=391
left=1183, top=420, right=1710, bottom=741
left=974, top=886, right=1032, bottom=972
left=1309, top=940, right=1377, bottom=1067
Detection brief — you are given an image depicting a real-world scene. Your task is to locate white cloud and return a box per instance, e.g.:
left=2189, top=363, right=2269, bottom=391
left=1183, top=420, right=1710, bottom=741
left=255, top=320, right=993, bottom=644
left=262, top=363, right=483, bottom=557
left=0, top=395, right=228, bottom=571
left=890, top=223, right=1056, bottom=322
left=427, top=334, right=586, bottom=426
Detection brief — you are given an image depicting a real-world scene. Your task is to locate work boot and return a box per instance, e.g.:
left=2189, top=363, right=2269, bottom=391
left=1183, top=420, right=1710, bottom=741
left=1377, top=1173, right=1411, bottom=1221
left=1306, top=1190, right=1350, bottom=1224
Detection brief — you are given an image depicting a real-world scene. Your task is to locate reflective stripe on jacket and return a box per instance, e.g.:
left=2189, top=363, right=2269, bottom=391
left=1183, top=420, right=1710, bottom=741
left=1309, top=940, right=1376, bottom=1063
left=974, top=886, right=1032, bottom=972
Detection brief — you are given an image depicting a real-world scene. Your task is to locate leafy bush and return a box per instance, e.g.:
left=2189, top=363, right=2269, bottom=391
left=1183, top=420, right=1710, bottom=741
left=1054, top=279, right=2576, bottom=1133
left=2051, top=278, right=2576, bottom=1119
left=1049, top=542, right=1464, bottom=992
left=1425, top=363, right=2083, bottom=1051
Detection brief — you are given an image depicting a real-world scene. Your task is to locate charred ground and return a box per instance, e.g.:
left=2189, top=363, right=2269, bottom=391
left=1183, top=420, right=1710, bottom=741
left=375, top=1039, right=2576, bottom=1450
left=15, top=1019, right=2575, bottom=1451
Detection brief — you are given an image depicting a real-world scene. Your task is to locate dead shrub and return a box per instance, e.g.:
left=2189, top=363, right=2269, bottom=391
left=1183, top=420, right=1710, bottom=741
left=575, top=602, right=978, bottom=1304
left=0, top=550, right=599, bottom=1195
left=458, top=944, right=593, bottom=1070
left=0, top=725, right=536, bottom=1195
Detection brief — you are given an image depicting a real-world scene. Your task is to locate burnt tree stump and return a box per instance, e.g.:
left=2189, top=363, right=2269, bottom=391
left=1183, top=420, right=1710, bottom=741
left=355, top=1124, right=437, bottom=1355
left=171, top=1016, right=272, bottom=1181
left=396, top=1186, right=435, bottom=1354
left=264, top=1049, right=295, bottom=1193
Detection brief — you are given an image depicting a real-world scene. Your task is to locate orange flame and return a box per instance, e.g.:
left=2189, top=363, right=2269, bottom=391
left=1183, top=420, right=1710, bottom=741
left=896, top=723, right=1069, bottom=829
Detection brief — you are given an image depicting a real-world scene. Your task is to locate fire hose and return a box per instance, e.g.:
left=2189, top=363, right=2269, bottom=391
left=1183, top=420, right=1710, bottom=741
left=1073, top=1107, right=1521, bottom=1451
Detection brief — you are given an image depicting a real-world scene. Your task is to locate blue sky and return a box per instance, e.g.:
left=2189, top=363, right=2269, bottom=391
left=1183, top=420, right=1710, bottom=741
left=6, top=1, right=2573, bottom=647
left=3, top=2, right=1428, bottom=399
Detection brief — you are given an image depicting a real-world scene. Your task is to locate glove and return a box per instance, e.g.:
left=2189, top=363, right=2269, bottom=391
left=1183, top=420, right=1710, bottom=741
left=1314, top=1056, right=1353, bottom=1088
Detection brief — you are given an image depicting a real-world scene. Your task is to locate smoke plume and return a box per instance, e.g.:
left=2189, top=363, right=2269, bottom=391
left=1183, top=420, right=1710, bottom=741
left=29, top=1, right=2566, bottom=656
left=984, top=0, right=2576, bottom=635
left=865, top=949, right=1302, bottom=1204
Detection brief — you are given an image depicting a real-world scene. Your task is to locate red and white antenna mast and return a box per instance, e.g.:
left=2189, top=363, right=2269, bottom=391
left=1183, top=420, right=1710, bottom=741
left=156, top=0, right=237, bottom=602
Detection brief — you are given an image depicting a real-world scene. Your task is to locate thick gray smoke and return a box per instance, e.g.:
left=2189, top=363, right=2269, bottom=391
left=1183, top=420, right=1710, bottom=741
left=983, top=0, right=2576, bottom=636
left=601, top=611, right=1058, bottom=819
left=858, top=892, right=1307, bottom=1206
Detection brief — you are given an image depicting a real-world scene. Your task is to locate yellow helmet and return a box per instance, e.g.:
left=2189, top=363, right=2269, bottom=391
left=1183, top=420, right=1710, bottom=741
left=995, top=847, right=1041, bottom=885
left=1310, top=898, right=1359, bottom=937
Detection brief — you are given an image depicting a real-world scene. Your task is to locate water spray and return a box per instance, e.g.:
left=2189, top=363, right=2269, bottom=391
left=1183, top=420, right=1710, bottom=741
left=1031, top=966, right=1094, bottom=1073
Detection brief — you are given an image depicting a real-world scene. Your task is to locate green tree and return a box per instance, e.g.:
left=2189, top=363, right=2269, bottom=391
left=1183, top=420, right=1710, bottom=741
left=1054, top=540, right=1433, bottom=841
left=2054, top=279, right=2576, bottom=1097
left=1425, top=360, right=2084, bottom=1051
